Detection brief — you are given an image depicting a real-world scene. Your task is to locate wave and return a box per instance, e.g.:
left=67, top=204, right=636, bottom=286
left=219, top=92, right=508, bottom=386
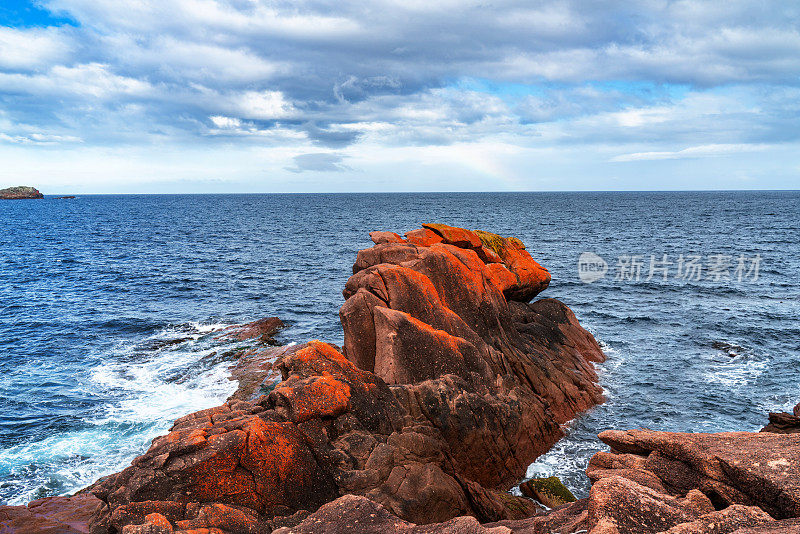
left=0, top=320, right=285, bottom=505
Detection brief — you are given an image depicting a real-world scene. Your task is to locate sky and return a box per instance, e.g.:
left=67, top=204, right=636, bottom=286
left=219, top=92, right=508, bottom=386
left=0, top=0, right=799, bottom=193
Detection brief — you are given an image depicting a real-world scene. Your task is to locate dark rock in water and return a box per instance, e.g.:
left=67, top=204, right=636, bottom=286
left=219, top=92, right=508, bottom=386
left=215, top=316, right=284, bottom=342
left=519, top=476, right=576, bottom=508
left=137, top=337, right=193, bottom=351
left=760, top=402, right=800, bottom=434
left=56, top=195, right=77, bottom=199
left=0, top=186, right=44, bottom=200
left=712, top=340, right=747, bottom=357
left=0, top=494, right=102, bottom=533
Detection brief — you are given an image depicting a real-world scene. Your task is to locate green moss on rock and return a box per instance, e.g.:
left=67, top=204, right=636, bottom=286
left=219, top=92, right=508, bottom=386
left=519, top=476, right=576, bottom=508
left=473, top=229, right=527, bottom=257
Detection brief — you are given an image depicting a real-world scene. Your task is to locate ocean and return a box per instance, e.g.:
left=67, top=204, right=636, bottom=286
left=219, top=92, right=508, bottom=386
left=1, top=191, right=798, bottom=504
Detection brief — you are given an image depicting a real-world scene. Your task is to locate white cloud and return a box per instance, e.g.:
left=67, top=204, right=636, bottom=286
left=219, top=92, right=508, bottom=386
left=0, top=27, right=74, bottom=70
left=610, top=144, right=769, bottom=162
left=209, top=115, right=241, bottom=129
left=0, top=63, right=152, bottom=99
left=227, top=90, right=295, bottom=120
left=0, top=132, right=82, bottom=144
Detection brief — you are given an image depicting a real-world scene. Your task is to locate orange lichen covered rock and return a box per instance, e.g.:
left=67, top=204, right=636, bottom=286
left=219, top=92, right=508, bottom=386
left=271, top=373, right=350, bottom=423
left=473, top=229, right=551, bottom=302
left=421, top=223, right=483, bottom=249
left=379, top=224, right=552, bottom=302
left=369, top=231, right=404, bottom=245
left=84, top=226, right=606, bottom=534
left=340, top=226, right=605, bottom=490
left=403, top=228, right=442, bottom=246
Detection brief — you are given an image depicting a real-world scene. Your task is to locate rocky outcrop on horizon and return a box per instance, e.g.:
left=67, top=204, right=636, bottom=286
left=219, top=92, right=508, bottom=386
left=0, top=186, right=44, bottom=199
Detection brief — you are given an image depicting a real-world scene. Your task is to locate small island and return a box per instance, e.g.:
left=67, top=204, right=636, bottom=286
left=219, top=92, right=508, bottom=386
left=0, top=186, right=44, bottom=199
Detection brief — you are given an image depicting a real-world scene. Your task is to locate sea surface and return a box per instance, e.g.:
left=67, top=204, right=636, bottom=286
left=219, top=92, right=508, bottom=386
left=1, top=192, right=798, bottom=504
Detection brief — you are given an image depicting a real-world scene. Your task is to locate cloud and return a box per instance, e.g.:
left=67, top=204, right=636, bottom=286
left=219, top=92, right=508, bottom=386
left=0, top=132, right=82, bottom=144
left=0, top=26, right=74, bottom=70
left=285, top=153, right=353, bottom=173
left=0, top=63, right=152, bottom=98
left=209, top=116, right=241, bottom=129
left=0, top=0, right=798, bottom=189
left=610, top=144, right=769, bottom=162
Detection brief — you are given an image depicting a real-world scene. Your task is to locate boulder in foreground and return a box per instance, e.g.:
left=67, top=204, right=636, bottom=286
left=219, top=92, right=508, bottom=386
left=0, top=494, right=101, bottom=533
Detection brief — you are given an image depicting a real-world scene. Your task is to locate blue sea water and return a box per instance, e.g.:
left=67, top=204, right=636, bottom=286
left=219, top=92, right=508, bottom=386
left=0, top=192, right=798, bottom=504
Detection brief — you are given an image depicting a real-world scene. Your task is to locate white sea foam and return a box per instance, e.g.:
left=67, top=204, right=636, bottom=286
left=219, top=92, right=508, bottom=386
left=597, top=339, right=618, bottom=355
left=0, top=322, right=280, bottom=505
left=703, top=355, right=768, bottom=388
left=521, top=437, right=600, bottom=499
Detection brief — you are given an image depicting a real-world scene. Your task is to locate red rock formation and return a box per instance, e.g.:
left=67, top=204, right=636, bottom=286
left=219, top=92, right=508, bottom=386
left=273, top=493, right=778, bottom=534
left=0, top=494, right=102, bottom=533
left=761, top=402, right=800, bottom=434
left=215, top=317, right=284, bottom=342
left=588, top=429, right=800, bottom=519
left=78, top=225, right=604, bottom=533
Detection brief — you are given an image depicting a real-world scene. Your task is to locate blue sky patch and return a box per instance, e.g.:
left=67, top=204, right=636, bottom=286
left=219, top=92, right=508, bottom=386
left=0, top=0, right=76, bottom=28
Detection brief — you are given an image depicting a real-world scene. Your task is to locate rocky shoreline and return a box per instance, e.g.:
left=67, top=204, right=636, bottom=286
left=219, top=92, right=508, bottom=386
left=1, top=224, right=798, bottom=534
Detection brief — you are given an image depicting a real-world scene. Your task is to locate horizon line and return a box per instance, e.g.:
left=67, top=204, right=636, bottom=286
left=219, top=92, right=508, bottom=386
left=14, top=188, right=800, bottom=196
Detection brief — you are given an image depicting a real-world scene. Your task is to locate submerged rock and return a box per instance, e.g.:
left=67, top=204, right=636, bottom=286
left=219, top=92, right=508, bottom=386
left=226, top=344, right=293, bottom=401
left=0, top=186, right=44, bottom=199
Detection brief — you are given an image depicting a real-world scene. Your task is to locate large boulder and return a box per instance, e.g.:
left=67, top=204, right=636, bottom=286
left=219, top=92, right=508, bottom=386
left=82, top=225, right=605, bottom=533
left=588, top=429, right=800, bottom=519
left=760, top=402, right=800, bottom=434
